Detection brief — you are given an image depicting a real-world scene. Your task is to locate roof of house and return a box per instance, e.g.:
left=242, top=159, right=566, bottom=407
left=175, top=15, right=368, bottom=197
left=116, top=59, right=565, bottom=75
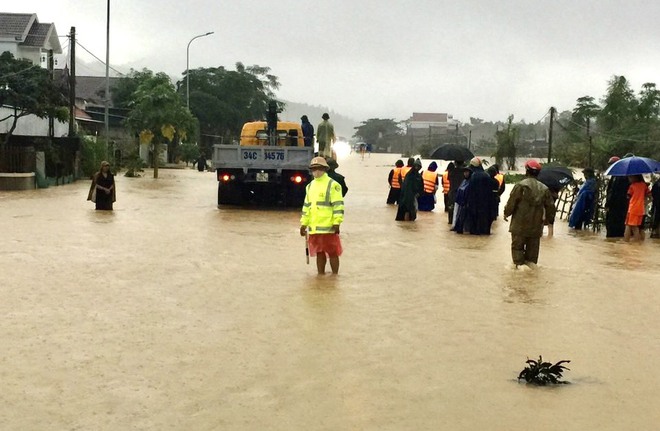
left=411, top=112, right=449, bottom=123
left=0, top=12, right=62, bottom=54
left=53, top=70, right=121, bottom=106
left=0, top=13, right=35, bottom=39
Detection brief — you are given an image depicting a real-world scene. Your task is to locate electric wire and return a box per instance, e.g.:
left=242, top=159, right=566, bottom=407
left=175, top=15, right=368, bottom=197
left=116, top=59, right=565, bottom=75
left=74, top=41, right=125, bottom=77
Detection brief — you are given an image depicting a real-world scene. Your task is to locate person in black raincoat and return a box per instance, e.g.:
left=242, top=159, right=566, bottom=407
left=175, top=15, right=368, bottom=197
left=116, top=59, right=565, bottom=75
left=301, top=115, right=314, bottom=148
left=651, top=178, right=660, bottom=239
left=486, top=165, right=502, bottom=223
left=451, top=167, right=471, bottom=233
left=604, top=156, right=629, bottom=238
left=87, top=161, right=116, bottom=210
left=196, top=154, right=208, bottom=172
left=326, top=157, right=348, bottom=197
left=447, top=160, right=466, bottom=224
left=465, top=157, right=496, bottom=235
left=396, top=159, right=424, bottom=221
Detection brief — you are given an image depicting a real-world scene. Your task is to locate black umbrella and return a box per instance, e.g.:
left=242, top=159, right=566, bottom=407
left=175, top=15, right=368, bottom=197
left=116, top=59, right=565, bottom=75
left=537, top=166, right=574, bottom=191
left=429, top=144, right=474, bottom=161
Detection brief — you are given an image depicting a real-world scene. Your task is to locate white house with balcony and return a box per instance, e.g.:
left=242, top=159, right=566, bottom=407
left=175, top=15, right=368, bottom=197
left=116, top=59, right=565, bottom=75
left=0, top=12, right=66, bottom=189
left=0, top=12, right=62, bottom=66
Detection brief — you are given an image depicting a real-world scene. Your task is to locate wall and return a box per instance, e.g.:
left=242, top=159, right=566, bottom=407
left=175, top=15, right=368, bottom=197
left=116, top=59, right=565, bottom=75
left=0, top=106, right=68, bottom=137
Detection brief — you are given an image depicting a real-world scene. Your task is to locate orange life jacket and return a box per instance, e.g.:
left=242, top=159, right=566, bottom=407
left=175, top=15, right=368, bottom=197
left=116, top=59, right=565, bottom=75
left=422, top=170, right=438, bottom=194
left=400, top=166, right=412, bottom=183
left=441, top=170, right=450, bottom=194
left=391, top=167, right=402, bottom=189
left=495, top=173, right=504, bottom=188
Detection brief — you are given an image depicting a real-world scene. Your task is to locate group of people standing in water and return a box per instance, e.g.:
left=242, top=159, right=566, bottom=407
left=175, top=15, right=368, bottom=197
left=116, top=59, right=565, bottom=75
left=569, top=156, right=660, bottom=241
left=387, top=156, right=505, bottom=234
left=386, top=154, right=659, bottom=267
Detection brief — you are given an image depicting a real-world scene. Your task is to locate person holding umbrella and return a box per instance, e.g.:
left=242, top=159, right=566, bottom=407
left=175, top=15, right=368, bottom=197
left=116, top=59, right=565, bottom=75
left=624, top=174, right=651, bottom=242
left=604, top=156, right=629, bottom=238
left=447, top=160, right=466, bottom=224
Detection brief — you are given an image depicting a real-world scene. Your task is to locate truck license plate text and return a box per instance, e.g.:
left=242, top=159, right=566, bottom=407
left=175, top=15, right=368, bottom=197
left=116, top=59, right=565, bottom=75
left=242, top=151, right=258, bottom=160
left=264, top=151, right=285, bottom=161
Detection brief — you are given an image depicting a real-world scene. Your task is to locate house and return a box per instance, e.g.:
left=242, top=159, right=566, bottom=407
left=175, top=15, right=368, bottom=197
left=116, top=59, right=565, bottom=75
left=407, top=112, right=462, bottom=151
left=0, top=12, right=62, bottom=65
left=0, top=12, right=71, bottom=190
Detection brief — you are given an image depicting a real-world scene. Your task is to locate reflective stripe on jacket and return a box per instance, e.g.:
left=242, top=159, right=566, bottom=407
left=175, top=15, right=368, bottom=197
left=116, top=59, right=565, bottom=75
left=442, top=171, right=450, bottom=194
left=400, top=166, right=412, bottom=184
left=422, top=171, right=438, bottom=194
left=300, top=173, right=344, bottom=234
left=391, top=167, right=402, bottom=189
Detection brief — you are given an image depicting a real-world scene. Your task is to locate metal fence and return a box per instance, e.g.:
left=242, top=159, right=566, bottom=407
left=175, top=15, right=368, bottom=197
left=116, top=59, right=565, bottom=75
left=0, top=146, right=36, bottom=173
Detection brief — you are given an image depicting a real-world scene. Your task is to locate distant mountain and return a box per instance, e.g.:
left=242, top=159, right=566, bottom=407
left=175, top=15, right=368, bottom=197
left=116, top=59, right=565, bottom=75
left=280, top=101, right=360, bottom=140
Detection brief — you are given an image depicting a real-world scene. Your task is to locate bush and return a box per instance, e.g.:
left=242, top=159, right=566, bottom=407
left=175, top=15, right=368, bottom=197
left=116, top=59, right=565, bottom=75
left=80, top=136, right=108, bottom=178
left=124, top=150, right=145, bottom=177
left=518, top=356, right=570, bottom=385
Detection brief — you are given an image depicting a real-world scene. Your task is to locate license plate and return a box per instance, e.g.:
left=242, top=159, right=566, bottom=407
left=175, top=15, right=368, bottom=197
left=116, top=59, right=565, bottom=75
left=256, top=172, right=268, bottom=182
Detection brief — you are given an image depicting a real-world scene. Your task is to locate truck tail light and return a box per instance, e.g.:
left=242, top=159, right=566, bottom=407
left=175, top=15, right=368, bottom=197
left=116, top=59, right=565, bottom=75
left=290, top=174, right=303, bottom=184
left=218, top=173, right=234, bottom=182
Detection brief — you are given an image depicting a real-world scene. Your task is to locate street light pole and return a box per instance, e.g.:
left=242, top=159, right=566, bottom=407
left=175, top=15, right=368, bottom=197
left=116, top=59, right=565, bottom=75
left=104, top=0, right=110, bottom=157
left=186, top=31, right=214, bottom=110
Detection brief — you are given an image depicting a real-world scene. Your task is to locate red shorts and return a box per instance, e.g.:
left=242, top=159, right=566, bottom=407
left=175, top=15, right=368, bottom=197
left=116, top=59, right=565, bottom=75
left=625, top=213, right=644, bottom=227
left=308, top=233, right=343, bottom=257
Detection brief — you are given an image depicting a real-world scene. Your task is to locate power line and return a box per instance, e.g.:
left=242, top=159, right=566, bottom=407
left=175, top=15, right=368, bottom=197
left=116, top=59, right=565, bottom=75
left=0, top=63, right=41, bottom=80
left=558, top=115, right=660, bottom=145
left=74, top=40, right=125, bottom=77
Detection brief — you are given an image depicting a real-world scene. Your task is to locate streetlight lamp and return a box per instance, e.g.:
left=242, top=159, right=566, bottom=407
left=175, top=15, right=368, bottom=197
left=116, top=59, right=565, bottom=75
left=186, top=31, right=214, bottom=110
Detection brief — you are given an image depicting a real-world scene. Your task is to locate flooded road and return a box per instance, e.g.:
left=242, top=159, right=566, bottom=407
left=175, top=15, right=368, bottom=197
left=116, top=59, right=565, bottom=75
left=1, top=153, right=659, bottom=430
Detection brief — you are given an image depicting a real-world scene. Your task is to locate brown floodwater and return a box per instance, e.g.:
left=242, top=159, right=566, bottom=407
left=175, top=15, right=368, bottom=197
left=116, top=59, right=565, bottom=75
left=1, top=153, right=659, bottom=430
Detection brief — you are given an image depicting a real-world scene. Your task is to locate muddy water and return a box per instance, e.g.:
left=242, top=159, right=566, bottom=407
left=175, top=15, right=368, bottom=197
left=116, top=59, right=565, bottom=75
left=1, top=155, right=659, bottom=430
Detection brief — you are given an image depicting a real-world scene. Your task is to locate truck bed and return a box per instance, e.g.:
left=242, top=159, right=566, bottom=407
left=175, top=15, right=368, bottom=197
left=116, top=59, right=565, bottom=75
left=212, top=145, right=313, bottom=171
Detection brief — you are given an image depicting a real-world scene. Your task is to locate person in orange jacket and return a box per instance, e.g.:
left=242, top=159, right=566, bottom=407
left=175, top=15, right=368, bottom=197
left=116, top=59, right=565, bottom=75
left=387, top=159, right=404, bottom=205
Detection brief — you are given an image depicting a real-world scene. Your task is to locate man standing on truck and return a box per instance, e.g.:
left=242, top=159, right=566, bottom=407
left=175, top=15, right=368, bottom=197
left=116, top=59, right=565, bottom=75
left=300, top=157, right=345, bottom=275
left=316, top=113, right=336, bottom=158
left=301, top=115, right=314, bottom=148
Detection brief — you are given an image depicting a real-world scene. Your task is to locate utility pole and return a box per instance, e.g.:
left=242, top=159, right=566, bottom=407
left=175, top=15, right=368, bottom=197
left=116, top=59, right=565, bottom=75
left=547, top=107, right=555, bottom=163
left=104, top=0, right=110, bottom=157
left=587, top=117, right=592, bottom=167
left=48, top=49, right=54, bottom=139
left=68, top=27, right=76, bottom=137
left=468, top=130, right=472, bottom=150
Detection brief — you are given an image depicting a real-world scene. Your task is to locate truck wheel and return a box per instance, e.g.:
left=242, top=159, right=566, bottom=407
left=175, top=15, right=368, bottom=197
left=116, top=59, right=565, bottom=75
left=218, top=182, right=243, bottom=205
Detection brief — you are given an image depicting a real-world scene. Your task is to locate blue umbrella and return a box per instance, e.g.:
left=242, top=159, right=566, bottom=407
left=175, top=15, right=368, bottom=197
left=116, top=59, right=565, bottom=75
left=604, top=156, right=660, bottom=176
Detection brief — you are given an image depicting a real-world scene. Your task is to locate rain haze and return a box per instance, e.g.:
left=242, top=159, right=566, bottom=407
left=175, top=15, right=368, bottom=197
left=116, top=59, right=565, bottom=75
left=4, top=0, right=660, bottom=123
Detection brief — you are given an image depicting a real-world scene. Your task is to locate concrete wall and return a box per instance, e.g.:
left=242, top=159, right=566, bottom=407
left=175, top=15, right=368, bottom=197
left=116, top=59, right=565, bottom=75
left=0, top=106, right=68, bottom=137
left=0, top=172, right=35, bottom=190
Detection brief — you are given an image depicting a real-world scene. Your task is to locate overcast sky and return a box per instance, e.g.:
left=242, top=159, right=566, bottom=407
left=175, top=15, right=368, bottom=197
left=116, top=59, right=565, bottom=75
left=6, top=0, right=660, bottom=123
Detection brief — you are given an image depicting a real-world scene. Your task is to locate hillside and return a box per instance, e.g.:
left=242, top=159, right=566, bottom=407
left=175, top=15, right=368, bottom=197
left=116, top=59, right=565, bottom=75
left=280, top=101, right=360, bottom=140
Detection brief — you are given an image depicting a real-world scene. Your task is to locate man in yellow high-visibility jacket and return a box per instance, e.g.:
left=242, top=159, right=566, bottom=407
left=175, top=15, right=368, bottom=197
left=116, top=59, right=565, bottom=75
left=300, top=157, right=345, bottom=274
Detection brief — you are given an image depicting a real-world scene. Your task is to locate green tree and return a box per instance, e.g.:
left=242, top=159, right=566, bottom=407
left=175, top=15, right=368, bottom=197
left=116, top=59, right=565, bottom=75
left=0, top=51, right=68, bottom=147
left=598, top=75, right=637, bottom=133
left=125, top=72, right=197, bottom=178
left=494, top=115, right=518, bottom=170
left=111, top=68, right=155, bottom=109
left=353, top=118, right=402, bottom=143
left=182, top=63, right=282, bottom=150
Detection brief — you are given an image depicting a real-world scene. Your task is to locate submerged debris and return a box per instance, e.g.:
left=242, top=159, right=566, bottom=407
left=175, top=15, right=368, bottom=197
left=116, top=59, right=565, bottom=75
left=518, top=356, right=571, bottom=385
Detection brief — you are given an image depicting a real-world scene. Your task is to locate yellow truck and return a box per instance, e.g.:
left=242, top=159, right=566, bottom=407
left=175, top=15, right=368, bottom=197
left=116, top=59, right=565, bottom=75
left=212, top=103, right=314, bottom=206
